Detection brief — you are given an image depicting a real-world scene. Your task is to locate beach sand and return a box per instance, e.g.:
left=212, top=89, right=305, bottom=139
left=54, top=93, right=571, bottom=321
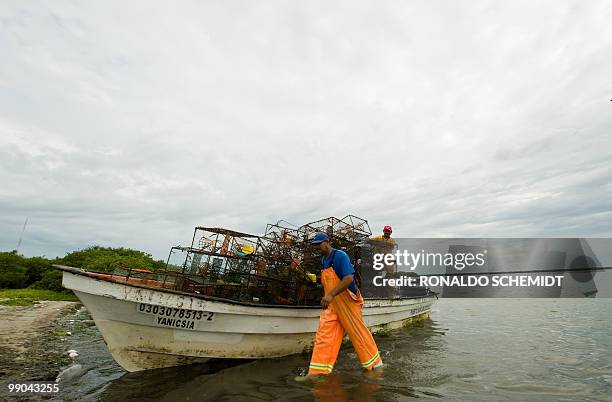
left=0, top=301, right=78, bottom=389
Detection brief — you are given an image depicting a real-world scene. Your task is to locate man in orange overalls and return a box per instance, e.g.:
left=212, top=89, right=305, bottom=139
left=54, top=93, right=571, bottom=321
left=304, top=232, right=383, bottom=376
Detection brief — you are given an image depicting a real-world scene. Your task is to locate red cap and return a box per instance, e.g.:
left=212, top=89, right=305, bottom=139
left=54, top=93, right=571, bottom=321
left=383, top=225, right=392, bottom=232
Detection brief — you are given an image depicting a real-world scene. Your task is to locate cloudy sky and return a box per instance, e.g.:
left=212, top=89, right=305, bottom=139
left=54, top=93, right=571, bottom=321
left=1, top=1, right=611, bottom=260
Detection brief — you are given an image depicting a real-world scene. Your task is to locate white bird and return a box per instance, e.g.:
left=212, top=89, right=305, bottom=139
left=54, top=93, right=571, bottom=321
left=56, top=364, right=83, bottom=383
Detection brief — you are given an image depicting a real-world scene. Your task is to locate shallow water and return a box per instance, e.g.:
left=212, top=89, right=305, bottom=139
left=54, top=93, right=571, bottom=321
left=53, top=299, right=612, bottom=401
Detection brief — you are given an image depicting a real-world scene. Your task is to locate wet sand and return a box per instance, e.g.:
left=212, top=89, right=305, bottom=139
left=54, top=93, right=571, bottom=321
left=0, top=301, right=79, bottom=391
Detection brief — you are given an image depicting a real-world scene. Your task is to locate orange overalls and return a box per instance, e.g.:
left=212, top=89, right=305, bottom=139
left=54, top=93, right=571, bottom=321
left=308, top=265, right=383, bottom=374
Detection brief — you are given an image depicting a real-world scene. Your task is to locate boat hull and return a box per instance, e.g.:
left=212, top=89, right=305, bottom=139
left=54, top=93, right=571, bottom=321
left=62, top=269, right=435, bottom=372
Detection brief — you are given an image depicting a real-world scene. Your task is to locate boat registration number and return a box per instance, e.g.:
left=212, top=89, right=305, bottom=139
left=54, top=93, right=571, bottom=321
left=137, top=303, right=214, bottom=330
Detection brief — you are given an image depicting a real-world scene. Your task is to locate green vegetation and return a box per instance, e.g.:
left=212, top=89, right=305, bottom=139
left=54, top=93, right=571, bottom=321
left=59, top=246, right=166, bottom=273
left=0, top=288, right=79, bottom=306
left=0, top=247, right=166, bottom=301
left=375, top=323, right=391, bottom=337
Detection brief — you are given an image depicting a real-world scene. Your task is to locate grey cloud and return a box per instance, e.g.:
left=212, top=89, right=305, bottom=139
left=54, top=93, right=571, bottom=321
left=0, top=0, right=611, bottom=259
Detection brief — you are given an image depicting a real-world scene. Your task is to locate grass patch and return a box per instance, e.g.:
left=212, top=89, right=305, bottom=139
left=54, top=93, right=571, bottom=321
left=0, top=298, right=36, bottom=306
left=0, top=288, right=78, bottom=306
left=53, top=329, right=68, bottom=337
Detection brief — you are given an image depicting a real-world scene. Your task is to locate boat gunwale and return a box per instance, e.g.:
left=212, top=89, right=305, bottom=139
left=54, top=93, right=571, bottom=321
left=56, top=264, right=438, bottom=309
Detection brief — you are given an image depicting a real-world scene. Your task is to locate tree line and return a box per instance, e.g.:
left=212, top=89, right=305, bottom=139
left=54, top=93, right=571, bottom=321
left=0, top=246, right=166, bottom=291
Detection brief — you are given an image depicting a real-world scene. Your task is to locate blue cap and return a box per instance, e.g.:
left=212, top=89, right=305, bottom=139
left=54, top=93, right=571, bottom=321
left=309, top=232, right=330, bottom=244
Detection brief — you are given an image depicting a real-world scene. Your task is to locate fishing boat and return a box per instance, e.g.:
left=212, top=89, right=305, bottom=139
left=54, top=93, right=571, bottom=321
left=58, top=217, right=437, bottom=372
left=59, top=265, right=436, bottom=372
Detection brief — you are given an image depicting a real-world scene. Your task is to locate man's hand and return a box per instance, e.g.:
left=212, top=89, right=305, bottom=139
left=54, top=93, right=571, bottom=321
left=321, top=275, right=353, bottom=308
left=321, top=294, right=334, bottom=308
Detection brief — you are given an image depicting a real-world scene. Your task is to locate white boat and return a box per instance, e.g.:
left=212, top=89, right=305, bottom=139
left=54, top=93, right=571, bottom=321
left=59, top=265, right=436, bottom=372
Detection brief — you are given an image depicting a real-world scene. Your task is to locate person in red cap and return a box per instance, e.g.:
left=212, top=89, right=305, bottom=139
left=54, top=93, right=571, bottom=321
left=371, top=226, right=398, bottom=298
left=373, top=226, right=395, bottom=245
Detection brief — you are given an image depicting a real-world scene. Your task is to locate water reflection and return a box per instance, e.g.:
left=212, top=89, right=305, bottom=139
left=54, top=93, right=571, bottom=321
left=92, top=318, right=443, bottom=401
left=96, top=356, right=402, bottom=401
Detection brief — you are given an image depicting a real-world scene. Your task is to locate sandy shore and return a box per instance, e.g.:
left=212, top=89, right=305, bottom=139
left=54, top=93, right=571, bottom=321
left=0, top=301, right=79, bottom=388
